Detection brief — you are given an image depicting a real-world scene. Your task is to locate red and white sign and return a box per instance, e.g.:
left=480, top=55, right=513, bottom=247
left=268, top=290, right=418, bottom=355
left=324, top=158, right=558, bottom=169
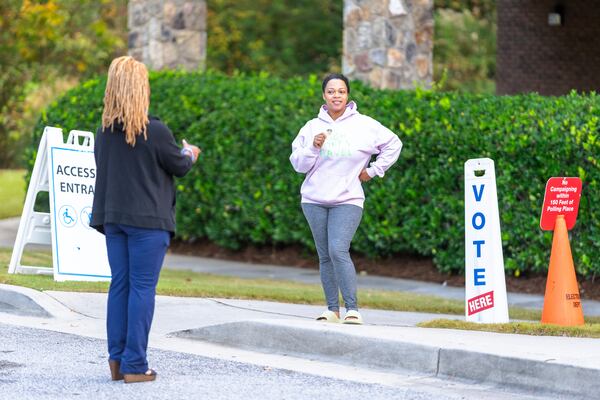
left=467, top=291, right=495, bottom=316
left=540, top=177, right=582, bottom=231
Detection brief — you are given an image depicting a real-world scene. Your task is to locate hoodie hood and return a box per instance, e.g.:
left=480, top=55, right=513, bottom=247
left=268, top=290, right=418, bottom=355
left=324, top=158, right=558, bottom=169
left=318, top=101, right=358, bottom=123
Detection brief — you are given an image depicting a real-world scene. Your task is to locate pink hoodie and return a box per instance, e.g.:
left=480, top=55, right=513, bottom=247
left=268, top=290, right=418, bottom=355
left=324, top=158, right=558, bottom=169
left=290, top=102, right=402, bottom=208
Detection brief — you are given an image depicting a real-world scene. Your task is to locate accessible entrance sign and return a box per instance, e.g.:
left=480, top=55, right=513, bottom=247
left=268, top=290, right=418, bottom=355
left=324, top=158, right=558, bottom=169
left=464, top=158, right=509, bottom=323
left=9, top=127, right=110, bottom=281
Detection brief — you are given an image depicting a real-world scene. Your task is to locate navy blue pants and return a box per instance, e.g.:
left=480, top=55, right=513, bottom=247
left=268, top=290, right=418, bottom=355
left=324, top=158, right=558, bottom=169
left=104, top=223, right=170, bottom=374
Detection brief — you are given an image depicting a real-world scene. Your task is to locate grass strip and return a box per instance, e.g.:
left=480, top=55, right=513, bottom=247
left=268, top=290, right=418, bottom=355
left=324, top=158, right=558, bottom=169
left=4, top=248, right=600, bottom=331
left=418, top=318, right=600, bottom=338
left=0, top=169, right=26, bottom=219
left=0, top=248, right=465, bottom=314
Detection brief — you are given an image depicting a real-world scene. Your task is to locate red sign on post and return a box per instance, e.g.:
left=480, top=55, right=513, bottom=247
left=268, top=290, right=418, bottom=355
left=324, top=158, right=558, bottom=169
left=540, top=177, right=582, bottom=231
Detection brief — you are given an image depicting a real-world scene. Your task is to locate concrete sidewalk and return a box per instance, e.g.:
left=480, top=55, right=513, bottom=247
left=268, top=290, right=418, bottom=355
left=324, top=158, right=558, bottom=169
left=0, top=283, right=598, bottom=399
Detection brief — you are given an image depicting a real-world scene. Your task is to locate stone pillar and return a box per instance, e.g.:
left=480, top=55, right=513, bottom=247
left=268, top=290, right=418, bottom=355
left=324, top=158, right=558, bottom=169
left=343, top=0, right=433, bottom=90
left=128, top=0, right=206, bottom=71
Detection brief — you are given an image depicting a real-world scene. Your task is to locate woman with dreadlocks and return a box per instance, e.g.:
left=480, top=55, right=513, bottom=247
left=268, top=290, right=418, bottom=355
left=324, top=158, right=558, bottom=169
left=91, top=56, right=200, bottom=383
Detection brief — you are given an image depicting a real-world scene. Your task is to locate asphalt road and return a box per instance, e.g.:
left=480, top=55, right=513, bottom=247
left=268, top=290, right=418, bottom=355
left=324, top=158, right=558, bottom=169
left=0, top=323, right=556, bottom=400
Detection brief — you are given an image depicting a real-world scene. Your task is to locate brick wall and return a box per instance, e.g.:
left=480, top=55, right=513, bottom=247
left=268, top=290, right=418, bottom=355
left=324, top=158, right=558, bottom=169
left=497, top=0, right=600, bottom=95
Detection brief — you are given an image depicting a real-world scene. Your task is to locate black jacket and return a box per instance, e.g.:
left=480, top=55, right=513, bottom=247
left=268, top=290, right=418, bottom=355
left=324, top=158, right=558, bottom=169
left=91, top=116, right=193, bottom=235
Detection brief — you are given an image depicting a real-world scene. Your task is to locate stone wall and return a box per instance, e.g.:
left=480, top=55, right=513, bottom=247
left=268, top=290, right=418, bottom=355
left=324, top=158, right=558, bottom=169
left=128, top=0, right=206, bottom=71
left=343, top=0, right=433, bottom=90
left=497, top=0, right=600, bottom=95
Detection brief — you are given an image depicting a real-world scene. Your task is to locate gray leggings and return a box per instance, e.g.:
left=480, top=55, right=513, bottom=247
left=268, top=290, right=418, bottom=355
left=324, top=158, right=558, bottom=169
left=302, top=203, right=363, bottom=312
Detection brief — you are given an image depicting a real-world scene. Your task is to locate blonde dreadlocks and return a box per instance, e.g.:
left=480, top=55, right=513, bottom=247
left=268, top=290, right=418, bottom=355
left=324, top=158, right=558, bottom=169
left=102, top=56, right=150, bottom=146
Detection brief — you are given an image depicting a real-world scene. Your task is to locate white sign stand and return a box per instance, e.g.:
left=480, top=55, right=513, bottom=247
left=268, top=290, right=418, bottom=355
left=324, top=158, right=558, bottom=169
left=464, top=158, right=509, bottom=323
left=8, top=129, right=54, bottom=276
left=9, top=127, right=110, bottom=281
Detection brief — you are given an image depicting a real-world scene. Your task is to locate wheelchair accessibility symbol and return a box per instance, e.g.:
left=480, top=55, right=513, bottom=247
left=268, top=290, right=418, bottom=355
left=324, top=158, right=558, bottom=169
left=58, top=205, right=77, bottom=228
left=81, top=206, right=93, bottom=229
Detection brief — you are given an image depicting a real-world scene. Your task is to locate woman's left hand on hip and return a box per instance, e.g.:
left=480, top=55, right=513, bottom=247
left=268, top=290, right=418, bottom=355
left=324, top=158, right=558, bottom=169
left=359, top=169, right=372, bottom=182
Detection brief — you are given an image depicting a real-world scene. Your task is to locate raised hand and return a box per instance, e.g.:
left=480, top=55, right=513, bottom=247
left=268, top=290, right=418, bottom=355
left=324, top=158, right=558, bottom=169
left=182, top=139, right=201, bottom=163
left=313, top=133, right=327, bottom=149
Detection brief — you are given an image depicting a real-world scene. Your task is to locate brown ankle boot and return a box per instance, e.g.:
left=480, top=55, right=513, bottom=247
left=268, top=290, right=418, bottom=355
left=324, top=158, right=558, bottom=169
left=109, top=360, right=124, bottom=381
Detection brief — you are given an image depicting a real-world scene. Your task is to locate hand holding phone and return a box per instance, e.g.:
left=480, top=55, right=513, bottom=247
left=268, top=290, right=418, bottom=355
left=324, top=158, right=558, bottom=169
left=313, top=132, right=328, bottom=149
left=182, top=139, right=201, bottom=163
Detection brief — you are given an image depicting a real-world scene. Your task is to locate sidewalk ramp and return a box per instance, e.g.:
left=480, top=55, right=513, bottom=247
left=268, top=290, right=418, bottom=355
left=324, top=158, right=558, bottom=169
left=0, top=287, right=51, bottom=318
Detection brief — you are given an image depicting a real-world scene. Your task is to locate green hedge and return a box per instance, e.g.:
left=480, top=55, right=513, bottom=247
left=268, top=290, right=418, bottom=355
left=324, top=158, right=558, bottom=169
left=31, top=71, right=600, bottom=278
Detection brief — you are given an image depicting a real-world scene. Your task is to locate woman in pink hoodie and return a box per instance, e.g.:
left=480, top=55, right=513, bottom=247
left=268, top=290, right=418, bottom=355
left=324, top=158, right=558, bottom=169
left=290, top=74, right=402, bottom=324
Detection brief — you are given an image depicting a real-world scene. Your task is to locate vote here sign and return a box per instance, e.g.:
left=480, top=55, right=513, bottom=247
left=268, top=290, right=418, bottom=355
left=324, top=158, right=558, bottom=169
left=540, top=177, right=582, bottom=231
left=464, top=158, right=509, bottom=323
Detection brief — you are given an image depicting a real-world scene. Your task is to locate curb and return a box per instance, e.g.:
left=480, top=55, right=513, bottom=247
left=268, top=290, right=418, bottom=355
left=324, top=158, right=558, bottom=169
left=438, top=348, right=599, bottom=397
left=176, top=320, right=439, bottom=374
left=176, top=319, right=600, bottom=398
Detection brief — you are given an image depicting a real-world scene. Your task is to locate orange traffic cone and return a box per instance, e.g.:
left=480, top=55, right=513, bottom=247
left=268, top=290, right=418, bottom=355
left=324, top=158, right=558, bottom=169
left=541, top=215, right=584, bottom=326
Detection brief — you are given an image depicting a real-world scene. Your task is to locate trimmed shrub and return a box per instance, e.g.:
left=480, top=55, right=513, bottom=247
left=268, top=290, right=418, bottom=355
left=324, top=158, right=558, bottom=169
left=31, top=71, right=600, bottom=278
